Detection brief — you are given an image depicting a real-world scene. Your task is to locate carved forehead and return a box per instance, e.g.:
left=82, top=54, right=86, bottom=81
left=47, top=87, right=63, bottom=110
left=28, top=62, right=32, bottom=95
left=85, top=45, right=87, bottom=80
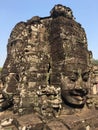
left=66, top=64, right=88, bottom=71
left=65, top=59, right=89, bottom=73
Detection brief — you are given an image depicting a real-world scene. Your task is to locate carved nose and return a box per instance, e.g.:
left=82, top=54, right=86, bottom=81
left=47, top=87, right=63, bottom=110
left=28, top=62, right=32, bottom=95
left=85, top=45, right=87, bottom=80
left=75, top=76, right=83, bottom=89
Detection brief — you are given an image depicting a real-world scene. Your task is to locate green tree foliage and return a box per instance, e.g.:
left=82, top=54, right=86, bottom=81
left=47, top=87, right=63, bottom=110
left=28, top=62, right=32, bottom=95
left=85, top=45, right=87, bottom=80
left=92, top=59, right=98, bottom=65
left=0, top=67, right=2, bottom=72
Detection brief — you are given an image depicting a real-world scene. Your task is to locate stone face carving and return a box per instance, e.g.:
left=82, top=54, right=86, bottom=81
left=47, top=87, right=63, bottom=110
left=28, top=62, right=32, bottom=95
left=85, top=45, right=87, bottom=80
left=0, top=4, right=98, bottom=130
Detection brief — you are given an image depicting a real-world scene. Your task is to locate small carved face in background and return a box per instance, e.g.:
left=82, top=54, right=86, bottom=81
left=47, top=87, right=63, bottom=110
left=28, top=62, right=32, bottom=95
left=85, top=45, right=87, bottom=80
left=61, top=61, right=90, bottom=107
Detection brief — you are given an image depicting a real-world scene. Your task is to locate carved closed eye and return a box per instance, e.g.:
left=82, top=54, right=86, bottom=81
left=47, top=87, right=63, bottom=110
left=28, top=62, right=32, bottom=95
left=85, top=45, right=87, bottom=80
left=82, top=72, right=89, bottom=82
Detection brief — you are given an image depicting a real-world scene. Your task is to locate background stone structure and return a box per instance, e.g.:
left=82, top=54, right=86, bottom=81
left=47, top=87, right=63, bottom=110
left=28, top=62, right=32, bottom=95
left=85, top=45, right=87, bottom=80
left=0, top=4, right=98, bottom=130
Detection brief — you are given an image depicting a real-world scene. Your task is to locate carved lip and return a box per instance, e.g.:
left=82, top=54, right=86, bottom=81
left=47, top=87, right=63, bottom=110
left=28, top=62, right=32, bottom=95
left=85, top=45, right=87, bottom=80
left=69, top=89, right=88, bottom=96
left=0, top=94, right=3, bottom=99
left=0, top=94, right=4, bottom=103
left=0, top=99, right=4, bottom=103
left=61, top=88, right=88, bottom=104
left=69, top=89, right=88, bottom=103
left=72, top=95, right=86, bottom=102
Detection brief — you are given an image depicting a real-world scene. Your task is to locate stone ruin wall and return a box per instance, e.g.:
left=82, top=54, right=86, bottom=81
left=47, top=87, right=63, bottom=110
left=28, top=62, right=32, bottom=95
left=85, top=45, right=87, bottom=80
left=0, top=4, right=98, bottom=130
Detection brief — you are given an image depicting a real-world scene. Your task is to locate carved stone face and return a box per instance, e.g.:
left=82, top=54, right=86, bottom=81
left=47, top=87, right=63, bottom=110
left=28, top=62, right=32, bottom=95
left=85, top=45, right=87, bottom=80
left=61, top=62, right=90, bottom=107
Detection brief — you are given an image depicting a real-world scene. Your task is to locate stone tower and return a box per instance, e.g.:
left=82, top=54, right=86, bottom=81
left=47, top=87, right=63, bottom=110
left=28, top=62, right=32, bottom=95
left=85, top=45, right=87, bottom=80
left=0, top=4, right=98, bottom=130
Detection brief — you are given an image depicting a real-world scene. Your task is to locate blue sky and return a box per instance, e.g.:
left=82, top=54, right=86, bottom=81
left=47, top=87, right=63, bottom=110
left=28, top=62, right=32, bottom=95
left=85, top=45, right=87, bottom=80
left=0, top=0, right=98, bottom=67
